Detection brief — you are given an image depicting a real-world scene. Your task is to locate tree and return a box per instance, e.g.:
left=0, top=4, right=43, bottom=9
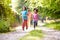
left=40, top=0, right=60, bottom=19
left=11, top=0, right=60, bottom=19
left=0, top=0, right=16, bottom=28
left=25, top=0, right=60, bottom=19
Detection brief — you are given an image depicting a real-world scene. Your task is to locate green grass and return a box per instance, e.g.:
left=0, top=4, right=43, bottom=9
left=20, top=30, right=43, bottom=40
left=45, top=21, right=60, bottom=30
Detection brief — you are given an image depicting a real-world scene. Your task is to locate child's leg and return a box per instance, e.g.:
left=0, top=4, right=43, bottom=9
left=36, top=21, right=38, bottom=26
left=34, top=21, right=36, bottom=29
left=28, top=19, right=31, bottom=27
left=25, top=20, right=28, bottom=29
left=30, top=20, right=32, bottom=25
left=29, top=20, right=32, bottom=27
left=22, top=20, right=25, bottom=30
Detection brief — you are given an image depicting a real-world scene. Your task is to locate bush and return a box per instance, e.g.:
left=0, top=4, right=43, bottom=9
left=45, top=21, right=60, bottom=30
left=0, top=20, right=10, bottom=33
left=0, top=0, right=21, bottom=33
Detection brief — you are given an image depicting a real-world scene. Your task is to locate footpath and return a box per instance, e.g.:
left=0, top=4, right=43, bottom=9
left=0, top=22, right=60, bottom=40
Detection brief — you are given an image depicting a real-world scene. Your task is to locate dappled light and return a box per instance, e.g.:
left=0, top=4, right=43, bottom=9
left=0, top=0, right=60, bottom=40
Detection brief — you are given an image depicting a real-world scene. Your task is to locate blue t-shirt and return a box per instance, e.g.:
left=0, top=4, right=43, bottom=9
left=21, top=10, right=28, bottom=20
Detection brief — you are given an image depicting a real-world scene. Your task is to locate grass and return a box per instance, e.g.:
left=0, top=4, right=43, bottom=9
left=45, top=21, right=60, bottom=30
left=20, top=30, right=43, bottom=40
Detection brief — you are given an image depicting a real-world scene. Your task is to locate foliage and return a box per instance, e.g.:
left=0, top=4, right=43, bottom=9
left=0, top=0, right=60, bottom=32
left=20, top=30, right=43, bottom=40
left=45, top=21, right=60, bottom=30
left=12, top=0, right=60, bottom=19
left=40, top=0, right=60, bottom=19
left=29, top=30, right=43, bottom=37
left=0, top=0, right=17, bottom=33
left=19, top=0, right=60, bottom=19
left=0, top=20, right=10, bottom=33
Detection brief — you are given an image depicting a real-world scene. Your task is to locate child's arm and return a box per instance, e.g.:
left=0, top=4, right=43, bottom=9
left=20, top=11, right=22, bottom=16
left=37, top=14, right=39, bottom=20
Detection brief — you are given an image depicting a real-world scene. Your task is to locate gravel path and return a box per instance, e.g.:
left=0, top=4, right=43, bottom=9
left=0, top=26, right=34, bottom=40
left=39, top=27, right=60, bottom=40
left=39, top=23, right=60, bottom=40
left=0, top=22, right=60, bottom=40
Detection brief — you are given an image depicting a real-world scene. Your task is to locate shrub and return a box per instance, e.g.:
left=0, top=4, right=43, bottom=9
left=0, top=20, right=10, bottom=33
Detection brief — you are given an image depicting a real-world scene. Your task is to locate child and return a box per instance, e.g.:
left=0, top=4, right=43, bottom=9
left=33, top=8, right=39, bottom=29
left=27, top=8, right=32, bottom=27
left=21, top=6, right=28, bottom=31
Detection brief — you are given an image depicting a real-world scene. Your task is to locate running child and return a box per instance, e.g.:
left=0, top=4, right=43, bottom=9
left=33, top=8, right=39, bottom=29
left=21, top=6, right=28, bottom=31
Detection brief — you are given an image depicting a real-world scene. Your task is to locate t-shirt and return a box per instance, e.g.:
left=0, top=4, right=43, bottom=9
left=33, top=13, right=39, bottom=21
left=21, top=10, right=28, bottom=20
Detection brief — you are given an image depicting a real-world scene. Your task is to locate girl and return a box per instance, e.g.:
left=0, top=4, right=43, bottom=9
left=27, top=8, right=32, bottom=27
left=21, top=6, right=28, bottom=31
left=33, top=8, right=39, bottom=29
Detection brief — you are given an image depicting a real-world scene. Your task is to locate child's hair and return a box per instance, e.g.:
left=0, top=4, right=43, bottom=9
left=23, top=6, right=27, bottom=10
left=28, top=8, right=31, bottom=12
left=34, top=8, right=38, bottom=12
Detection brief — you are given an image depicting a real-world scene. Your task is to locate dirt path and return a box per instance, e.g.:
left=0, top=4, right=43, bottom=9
left=0, top=22, right=60, bottom=40
left=39, top=23, right=60, bottom=40
left=0, top=26, right=34, bottom=40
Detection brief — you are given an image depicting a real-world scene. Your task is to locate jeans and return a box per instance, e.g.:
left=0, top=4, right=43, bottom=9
left=34, top=21, right=38, bottom=29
